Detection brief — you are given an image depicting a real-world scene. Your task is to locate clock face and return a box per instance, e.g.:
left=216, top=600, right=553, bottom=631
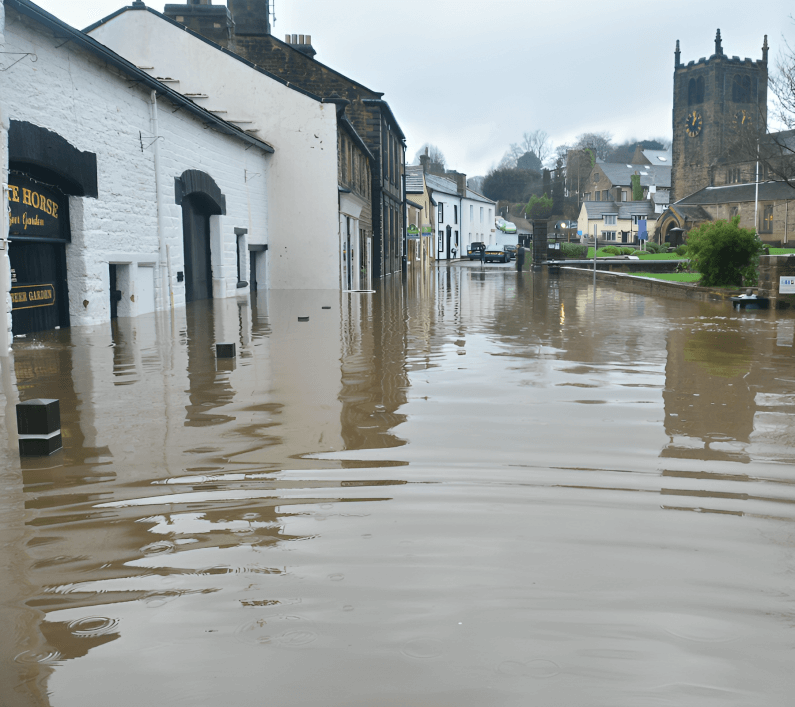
left=733, top=109, right=752, bottom=129
left=685, top=111, right=703, bottom=137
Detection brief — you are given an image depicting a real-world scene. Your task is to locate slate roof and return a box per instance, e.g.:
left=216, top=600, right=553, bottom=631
left=405, top=165, right=425, bottom=193
left=667, top=204, right=713, bottom=222
left=8, top=0, right=275, bottom=154
left=676, top=181, right=795, bottom=205
left=641, top=149, right=672, bottom=165
left=465, top=188, right=494, bottom=204
left=598, top=163, right=672, bottom=189
left=424, top=173, right=459, bottom=197
left=581, top=200, right=656, bottom=219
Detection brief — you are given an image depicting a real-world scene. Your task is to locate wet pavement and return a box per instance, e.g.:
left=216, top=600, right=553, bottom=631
left=2, top=267, right=795, bottom=706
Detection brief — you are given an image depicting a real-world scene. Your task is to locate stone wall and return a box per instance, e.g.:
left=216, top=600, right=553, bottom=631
left=758, top=254, right=795, bottom=308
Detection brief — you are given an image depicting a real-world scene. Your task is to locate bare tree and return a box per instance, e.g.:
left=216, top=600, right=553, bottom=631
left=414, top=144, right=446, bottom=169
left=498, top=130, right=554, bottom=170
left=573, top=131, right=614, bottom=160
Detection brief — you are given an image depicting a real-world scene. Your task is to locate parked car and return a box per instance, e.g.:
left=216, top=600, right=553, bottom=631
left=503, top=244, right=517, bottom=260
left=484, top=244, right=510, bottom=263
left=467, top=242, right=486, bottom=260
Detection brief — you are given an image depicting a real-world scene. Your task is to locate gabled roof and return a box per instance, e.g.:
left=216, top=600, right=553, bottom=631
left=83, top=3, right=384, bottom=100
left=597, top=163, right=672, bottom=189
left=581, top=200, right=656, bottom=219
left=8, top=0, right=274, bottom=153
left=465, top=188, right=495, bottom=205
left=425, top=173, right=459, bottom=197
left=405, top=165, right=425, bottom=193
left=641, top=149, right=672, bottom=165
left=676, top=181, right=795, bottom=205
left=667, top=204, right=713, bottom=223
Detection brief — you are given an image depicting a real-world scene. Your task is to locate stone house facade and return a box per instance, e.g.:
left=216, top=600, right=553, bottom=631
left=1, top=0, right=272, bottom=342
left=337, top=113, right=374, bottom=290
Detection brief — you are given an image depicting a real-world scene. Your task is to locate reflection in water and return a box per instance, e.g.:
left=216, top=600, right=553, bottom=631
left=1, top=270, right=795, bottom=705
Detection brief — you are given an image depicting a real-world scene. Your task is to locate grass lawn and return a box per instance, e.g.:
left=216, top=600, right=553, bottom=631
left=630, top=272, right=702, bottom=283
left=585, top=248, right=684, bottom=260
left=768, top=248, right=795, bottom=255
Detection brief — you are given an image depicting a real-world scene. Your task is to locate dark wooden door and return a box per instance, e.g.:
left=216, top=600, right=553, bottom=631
left=9, top=241, right=69, bottom=335
left=249, top=251, right=257, bottom=292
left=182, top=195, right=213, bottom=303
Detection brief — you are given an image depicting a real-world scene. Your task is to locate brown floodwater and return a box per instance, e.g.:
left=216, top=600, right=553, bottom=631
left=2, top=266, right=795, bottom=706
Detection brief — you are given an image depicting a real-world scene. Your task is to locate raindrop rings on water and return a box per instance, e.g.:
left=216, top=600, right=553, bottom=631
left=68, top=616, right=120, bottom=637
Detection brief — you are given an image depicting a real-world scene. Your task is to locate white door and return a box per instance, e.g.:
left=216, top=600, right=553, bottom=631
left=137, top=265, right=155, bottom=315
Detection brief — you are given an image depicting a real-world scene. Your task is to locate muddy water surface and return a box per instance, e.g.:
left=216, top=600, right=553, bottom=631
left=2, top=268, right=795, bottom=706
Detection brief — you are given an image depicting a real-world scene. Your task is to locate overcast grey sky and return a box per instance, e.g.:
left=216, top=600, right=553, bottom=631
left=32, top=0, right=795, bottom=177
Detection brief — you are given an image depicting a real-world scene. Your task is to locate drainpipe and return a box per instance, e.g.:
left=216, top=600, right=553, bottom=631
left=150, top=90, right=173, bottom=310
left=0, top=110, right=10, bottom=355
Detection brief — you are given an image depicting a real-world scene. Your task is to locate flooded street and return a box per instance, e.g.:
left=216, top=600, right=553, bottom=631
left=2, top=266, right=795, bottom=706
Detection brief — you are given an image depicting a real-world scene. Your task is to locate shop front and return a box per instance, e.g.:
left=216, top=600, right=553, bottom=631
left=8, top=173, right=71, bottom=335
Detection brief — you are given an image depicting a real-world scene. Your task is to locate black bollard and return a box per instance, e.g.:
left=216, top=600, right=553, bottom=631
left=17, top=399, right=63, bottom=456
left=216, top=343, right=236, bottom=358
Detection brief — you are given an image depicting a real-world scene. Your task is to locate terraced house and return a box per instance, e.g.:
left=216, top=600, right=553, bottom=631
left=147, top=0, right=407, bottom=280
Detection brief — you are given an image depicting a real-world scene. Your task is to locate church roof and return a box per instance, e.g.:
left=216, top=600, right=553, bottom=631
left=676, top=181, right=795, bottom=204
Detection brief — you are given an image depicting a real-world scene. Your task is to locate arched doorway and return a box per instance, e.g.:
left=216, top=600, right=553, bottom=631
left=175, top=170, right=226, bottom=303
left=181, top=193, right=214, bottom=303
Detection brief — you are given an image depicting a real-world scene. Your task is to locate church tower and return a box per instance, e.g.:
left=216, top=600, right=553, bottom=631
left=671, top=30, right=768, bottom=202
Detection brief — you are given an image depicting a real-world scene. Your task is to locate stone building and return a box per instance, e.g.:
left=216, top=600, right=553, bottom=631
left=337, top=111, right=374, bottom=290
left=671, top=30, right=768, bottom=202
left=1, top=0, right=273, bottom=342
left=158, top=0, right=407, bottom=280
left=660, top=30, right=795, bottom=245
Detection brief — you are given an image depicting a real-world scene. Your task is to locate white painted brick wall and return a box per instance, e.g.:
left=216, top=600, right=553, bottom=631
left=1, top=5, right=269, bottom=328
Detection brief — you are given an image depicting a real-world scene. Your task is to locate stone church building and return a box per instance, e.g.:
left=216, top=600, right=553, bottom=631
left=659, top=30, right=795, bottom=245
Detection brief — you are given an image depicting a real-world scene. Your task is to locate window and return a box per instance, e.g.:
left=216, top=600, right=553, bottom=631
left=632, top=215, right=645, bottom=225
left=603, top=231, right=617, bottom=241
left=602, top=190, right=610, bottom=201
left=593, top=172, right=599, bottom=183
left=438, top=203, right=444, bottom=224
left=730, top=206, right=740, bottom=219
left=621, top=190, right=628, bottom=202
left=470, top=204, right=474, bottom=221
left=454, top=205, right=458, bottom=224
left=732, top=74, right=752, bottom=103
left=480, top=206, right=484, bottom=223
left=488, top=208, right=492, bottom=223
left=761, top=204, right=774, bottom=233
left=603, top=214, right=617, bottom=226
left=688, top=76, right=705, bottom=105
left=727, top=167, right=742, bottom=184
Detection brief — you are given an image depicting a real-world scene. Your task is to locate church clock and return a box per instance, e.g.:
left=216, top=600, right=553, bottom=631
left=685, top=111, right=703, bottom=137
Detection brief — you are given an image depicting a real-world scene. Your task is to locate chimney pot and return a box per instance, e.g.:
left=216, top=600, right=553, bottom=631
left=291, top=34, right=297, bottom=44
left=306, top=35, right=311, bottom=44
left=299, top=34, right=305, bottom=44
left=285, top=34, right=290, bottom=42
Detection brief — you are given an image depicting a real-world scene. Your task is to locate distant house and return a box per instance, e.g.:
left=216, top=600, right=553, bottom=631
left=405, top=165, right=434, bottom=268
left=583, top=162, right=671, bottom=206
left=577, top=201, right=658, bottom=244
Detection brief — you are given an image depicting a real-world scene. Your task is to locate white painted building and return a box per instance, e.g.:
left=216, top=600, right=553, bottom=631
left=1, top=0, right=278, bottom=341
left=462, top=189, right=496, bottom=248
left=86, top=5, right=341, bottom=292
left=425, top=173, right=461, bottom=261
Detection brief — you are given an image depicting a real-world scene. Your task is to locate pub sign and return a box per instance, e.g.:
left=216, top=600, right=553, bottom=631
left=7, top=174, right=68, bottom=241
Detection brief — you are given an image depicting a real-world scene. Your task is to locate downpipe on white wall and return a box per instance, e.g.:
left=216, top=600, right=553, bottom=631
left=150, top=90, right=173, bottom=311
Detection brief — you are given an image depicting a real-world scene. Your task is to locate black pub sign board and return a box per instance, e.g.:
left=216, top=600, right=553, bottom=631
left=7, top=174, right=68, bottom=241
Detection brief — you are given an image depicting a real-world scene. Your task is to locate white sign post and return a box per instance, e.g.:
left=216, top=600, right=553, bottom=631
left=780, top=276, right=795, bottom=294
